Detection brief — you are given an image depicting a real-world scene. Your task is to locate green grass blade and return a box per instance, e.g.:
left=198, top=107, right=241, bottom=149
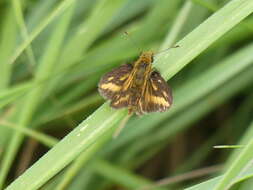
left=214, top=121, right=253, bottom=190
left=225, top=113, right=253, bottom=169
left=160, top=1, right=193, bottom=50
left=11, top=0, right=36, bottom=67
left=0, top=5, right=16, bottom=89
left=54, top=131, right=113, bottom=190
left=0, top=5, right=75, bottom=188
left=9, top=0, right=76, bottom=65
left=185, top=121, right=253, bottom=190
left=0, top=82, right=33, bottom=108
left=45, top=0, right=126, bottom=96
left=5, top=105, right=126, bottom=190
left=186, top=176, right=222, bottom=190
left=191, top=0, right=218, bottom=12
left=92, top=159, right=167, bottom=190
left=0, top=4, right=18, bottom=147
left=155, top=0, right=253, bottom=80
left=0, top=120, right=58, bottom=147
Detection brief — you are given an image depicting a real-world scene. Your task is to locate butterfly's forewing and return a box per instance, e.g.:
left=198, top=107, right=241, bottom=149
left=98, top=64, right=133, bottom=100
left=138, top=71, right=172, bottom=114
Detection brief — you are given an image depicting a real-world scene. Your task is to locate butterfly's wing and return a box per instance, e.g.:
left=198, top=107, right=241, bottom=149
left=98, top=64, right=134, bottom=109
left=138, top=71, right=172, bottom=114
left=110, top=90, right=131, bottom=109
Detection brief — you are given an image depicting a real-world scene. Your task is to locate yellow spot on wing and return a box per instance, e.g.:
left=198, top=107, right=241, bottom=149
left=162, top=91, right=168, bottom=98
left=152, top=84, right=158, bottom=91
left=151, top=80, right=158, bottom=91
left=118, top=95, right=129, bottom=102
left=100, top=83, right=121, bottom=91
left=122, top=76, right=133, bottom=91
left=108, top=76, right=114, bottom=81
left=152, top=96, right=170, bottom=107
left=120, top=75, right=129, bottom=81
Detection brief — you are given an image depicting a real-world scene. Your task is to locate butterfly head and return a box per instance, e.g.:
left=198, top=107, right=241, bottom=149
left=139, top=51, right=154, bottom=65
left=134, top=51, right=154, bottom=72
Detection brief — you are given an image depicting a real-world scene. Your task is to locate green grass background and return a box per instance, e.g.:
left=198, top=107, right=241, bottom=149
left=0, top=0, right=253, bottom=189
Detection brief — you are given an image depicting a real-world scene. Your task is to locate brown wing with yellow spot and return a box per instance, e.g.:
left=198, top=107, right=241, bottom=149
left=138, top=71, right=172, bottom=114
left=110, top=91, right=131, bottom=109
left=98, top=63, right=133, bottom=101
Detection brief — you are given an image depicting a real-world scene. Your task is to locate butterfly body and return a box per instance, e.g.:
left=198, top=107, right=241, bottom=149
left=98, top=51, right=172, bottom=115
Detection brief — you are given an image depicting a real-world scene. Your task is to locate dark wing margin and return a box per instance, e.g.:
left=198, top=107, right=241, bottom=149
left=138, top=70, right=172, bottom=114
left=98, top=63, right=133, bottom=100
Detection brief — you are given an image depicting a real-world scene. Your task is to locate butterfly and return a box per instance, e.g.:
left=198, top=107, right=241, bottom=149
left=98, top=51, right=173, bottom=115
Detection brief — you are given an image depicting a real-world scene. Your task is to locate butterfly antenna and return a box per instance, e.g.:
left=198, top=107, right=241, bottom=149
left=124, top=31, right=143, bottom=53
left=155, top=45, right=180, bottom=55
left=113, top=112, right=133, bottom=138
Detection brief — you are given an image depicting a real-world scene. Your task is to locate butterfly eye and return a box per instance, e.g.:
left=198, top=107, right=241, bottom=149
left=151, top=71, right=158, bottom=77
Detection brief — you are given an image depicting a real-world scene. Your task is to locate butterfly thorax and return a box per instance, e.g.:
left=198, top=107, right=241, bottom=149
left=132, top=51, right=153, bottom=86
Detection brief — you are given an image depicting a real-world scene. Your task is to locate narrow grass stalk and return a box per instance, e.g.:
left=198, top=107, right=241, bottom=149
left=0, top=82, right=33, bottom=108
left=185, top=121, right=253, bottom=190
left=92, top=159, right=167, bottom=190
left=213, top=145, right=244, bottom=149
left=191, top=0, right=218, bottom=12
left=9, top=0, right=76, bottom=65
left=45, top=0, right=126, bottom=97
left=213, top=121, right=253, bottom=190
left=225, top=115, right=253, bottom=169
left=160, top=1, right=193, bottom=50
left=0, top=4, right=18, bottom=147
left=0, top=5, right=16, bottom=89
left=11, top=0, right=36, bottom=67
left=0, top=120, right=58, bottom=147
left=34, top=94, right=103, bottom=126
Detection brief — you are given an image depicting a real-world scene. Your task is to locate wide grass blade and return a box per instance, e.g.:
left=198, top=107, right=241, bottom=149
left=155, top=0, right=253, bottom=80
left=6, top=105, right=126, bottom=190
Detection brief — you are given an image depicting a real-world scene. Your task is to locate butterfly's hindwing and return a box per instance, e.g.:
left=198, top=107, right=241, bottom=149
left=98, top=64, right=133, bottom=100
left=110, top=90, right=130, bottom=109
left=138, top=71, right=172, bottom=114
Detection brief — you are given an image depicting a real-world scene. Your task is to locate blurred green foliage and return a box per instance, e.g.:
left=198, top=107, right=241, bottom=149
left=0, top=0, right=253, bottom=190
